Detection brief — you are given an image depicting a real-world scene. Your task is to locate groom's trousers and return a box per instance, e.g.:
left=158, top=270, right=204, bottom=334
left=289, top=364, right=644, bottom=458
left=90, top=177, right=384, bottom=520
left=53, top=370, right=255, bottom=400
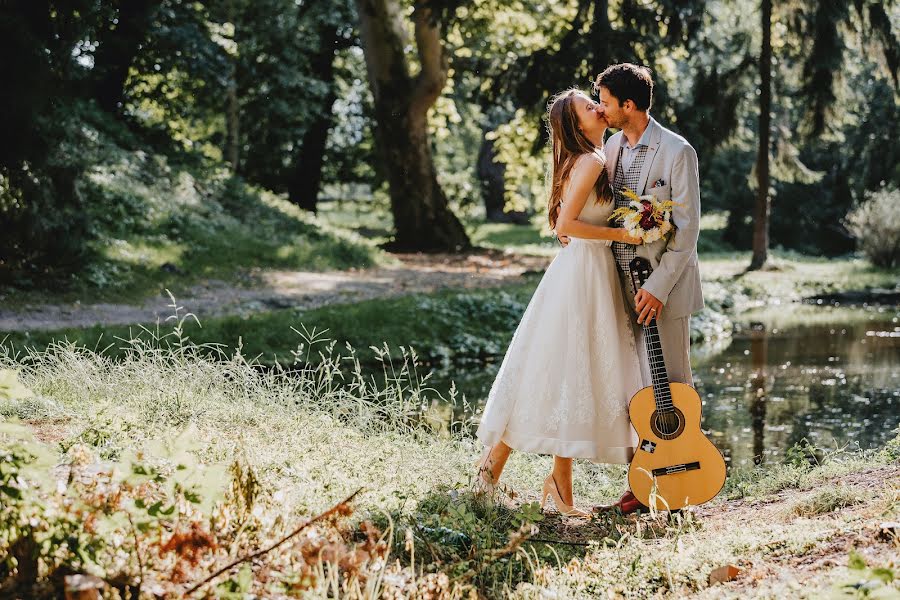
left=618, top=271, right=694, bottom=388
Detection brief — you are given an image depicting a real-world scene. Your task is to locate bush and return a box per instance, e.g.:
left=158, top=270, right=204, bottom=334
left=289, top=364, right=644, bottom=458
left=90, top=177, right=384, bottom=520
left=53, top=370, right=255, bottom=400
left=845, top=187, right=900, bottom=268
left=0, top=101, right=101, bottom=283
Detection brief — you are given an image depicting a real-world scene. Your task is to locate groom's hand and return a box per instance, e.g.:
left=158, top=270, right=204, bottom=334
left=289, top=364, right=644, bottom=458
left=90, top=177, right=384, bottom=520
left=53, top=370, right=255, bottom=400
left=635, top=289, right=663, bottom=324
left=554, top=205, right=570, bottom=247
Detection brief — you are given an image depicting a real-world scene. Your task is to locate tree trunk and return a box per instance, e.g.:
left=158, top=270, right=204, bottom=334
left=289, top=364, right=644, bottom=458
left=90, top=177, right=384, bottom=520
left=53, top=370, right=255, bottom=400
left=224, top=2, right=240, bottom=171
left=288, top=20, right=340, bottom=213
left=477, top=133, right=507, bottom=221
left=591, top=0, right=612, bottom=42
left=289, top=110, right=334, bottom=213
left=750, top=0, right=772, bottom=270
left=355, top=0, right=471, bottom=251
left=93, top=0, right=162, bottom=113
left=226, top=66, right=240, bottom=170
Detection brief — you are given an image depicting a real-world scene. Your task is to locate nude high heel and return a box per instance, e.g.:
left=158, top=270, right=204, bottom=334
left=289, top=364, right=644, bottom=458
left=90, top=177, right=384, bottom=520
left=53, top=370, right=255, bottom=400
left=541, top=474, right=589, bottom=517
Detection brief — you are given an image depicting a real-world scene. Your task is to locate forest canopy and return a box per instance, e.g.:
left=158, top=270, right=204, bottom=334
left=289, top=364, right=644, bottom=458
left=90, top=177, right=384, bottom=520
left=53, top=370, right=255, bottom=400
left=0, top=0, right=897, bottom=281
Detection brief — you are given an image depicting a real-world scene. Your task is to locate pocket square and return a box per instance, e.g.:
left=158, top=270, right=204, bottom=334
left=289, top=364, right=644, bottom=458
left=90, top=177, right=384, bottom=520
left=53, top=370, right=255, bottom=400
left=651, top=178, right=667, bottom=188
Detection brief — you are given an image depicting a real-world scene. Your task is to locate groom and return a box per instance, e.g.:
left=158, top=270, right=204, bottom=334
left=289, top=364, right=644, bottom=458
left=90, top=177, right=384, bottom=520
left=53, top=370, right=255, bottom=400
left=560, top=63, right=704, bottom=513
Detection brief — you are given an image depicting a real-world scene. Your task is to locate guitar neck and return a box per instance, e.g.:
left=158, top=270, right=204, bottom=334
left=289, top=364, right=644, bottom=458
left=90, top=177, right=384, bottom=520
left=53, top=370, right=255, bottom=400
left=644, top=319, right=673, bottom=413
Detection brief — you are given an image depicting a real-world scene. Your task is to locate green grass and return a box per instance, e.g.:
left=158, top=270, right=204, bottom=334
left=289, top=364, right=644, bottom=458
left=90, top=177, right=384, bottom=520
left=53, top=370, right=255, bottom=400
left=5, top=243, right=897, bottom=369
left=790, top=486, right=864, bottom=517
left=4, top=242, right=898, bottom=369
left=316, top=196, right=396, bottom=244
left=5, top=201, right=898, bottom=374
left=2, top=332, right=898, bottom=598
left=5, top=157, right=387, bottom=308
left=465, top=216, right=560, bottom=256
left=464, top=210, right=736, bottom=256
left=1, top=282, right=541, bottom=366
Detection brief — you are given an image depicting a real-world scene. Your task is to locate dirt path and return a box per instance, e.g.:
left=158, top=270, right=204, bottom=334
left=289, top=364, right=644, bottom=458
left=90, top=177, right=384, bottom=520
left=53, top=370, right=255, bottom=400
left=1, top=250, right=551, bottom=332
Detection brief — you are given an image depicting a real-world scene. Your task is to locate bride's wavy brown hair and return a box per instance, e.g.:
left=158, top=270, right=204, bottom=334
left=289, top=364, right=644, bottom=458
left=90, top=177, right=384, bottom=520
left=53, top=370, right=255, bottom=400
left=546, top=89, right=613, bottom=230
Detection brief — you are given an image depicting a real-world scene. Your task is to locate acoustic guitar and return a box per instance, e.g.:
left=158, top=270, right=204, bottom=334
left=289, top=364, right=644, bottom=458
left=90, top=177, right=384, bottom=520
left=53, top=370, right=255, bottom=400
left=626, top=257, right=726, bottom=511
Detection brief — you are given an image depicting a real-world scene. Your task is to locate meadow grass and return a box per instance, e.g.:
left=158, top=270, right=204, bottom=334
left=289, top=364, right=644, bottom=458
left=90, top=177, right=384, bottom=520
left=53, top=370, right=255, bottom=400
left=1, top=283, right=541, bottom=366
left=5, top=172, right=387, bottom=308
left=1, top=321, right=898, bottom=598
left=5, top=241, right=897, bottom=369
left=789, top=486, right=864, bottom=518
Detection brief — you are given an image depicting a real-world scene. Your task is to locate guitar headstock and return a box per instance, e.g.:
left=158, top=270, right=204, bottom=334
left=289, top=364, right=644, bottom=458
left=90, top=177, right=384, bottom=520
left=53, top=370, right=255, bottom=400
left=629, top=257, right=653, bottom=295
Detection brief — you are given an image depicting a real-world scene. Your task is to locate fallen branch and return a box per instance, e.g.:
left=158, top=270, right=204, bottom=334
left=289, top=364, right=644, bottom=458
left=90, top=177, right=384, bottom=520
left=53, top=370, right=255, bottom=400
left=184, top=488, right=363, bottom=596
left=528, top=537, right=592, bottom=547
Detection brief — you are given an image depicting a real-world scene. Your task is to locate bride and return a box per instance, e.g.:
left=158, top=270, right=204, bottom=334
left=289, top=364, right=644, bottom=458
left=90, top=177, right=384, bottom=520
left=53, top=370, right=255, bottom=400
left=475, top=88, right=644, bottom=516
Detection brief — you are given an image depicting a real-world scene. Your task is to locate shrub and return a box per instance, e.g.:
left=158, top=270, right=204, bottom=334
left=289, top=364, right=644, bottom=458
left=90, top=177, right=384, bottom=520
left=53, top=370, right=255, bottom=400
left=845, top=187, right=900, bottom=268
left=0, top=101, right=100, bottom=283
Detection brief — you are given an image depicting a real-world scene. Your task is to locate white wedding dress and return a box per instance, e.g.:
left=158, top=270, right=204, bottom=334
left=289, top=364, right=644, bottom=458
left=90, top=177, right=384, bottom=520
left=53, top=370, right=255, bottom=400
left=476, top=190, right=642, bottom=463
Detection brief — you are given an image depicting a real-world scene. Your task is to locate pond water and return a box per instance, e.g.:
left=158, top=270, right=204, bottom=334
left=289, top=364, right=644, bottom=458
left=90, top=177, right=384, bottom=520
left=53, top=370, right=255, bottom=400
left=426, top=305, right=900, bottom=468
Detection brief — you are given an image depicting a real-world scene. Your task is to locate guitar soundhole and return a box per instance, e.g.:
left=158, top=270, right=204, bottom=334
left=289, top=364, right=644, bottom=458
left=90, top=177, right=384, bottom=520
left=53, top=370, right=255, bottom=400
left=651, top=408, right=686, bottom=440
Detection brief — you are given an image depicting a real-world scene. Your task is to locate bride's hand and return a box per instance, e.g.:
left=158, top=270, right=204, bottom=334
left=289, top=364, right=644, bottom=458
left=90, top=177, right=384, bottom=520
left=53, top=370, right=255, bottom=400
left=620, top=231, right=643, bottom=245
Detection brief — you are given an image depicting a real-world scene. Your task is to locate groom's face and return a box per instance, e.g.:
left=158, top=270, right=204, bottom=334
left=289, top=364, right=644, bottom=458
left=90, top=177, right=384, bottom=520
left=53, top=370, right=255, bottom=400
left=597, top=86, right=627, bottom=129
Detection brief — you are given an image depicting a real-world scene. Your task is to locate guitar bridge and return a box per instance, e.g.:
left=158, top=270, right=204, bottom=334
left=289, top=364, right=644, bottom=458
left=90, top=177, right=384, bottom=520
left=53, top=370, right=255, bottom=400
left=651, top=462, right=701, bottom=477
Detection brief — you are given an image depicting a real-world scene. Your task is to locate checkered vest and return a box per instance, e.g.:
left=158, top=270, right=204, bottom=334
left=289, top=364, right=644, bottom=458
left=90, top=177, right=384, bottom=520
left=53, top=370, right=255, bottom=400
left=611, top=144, right=649, bottom=275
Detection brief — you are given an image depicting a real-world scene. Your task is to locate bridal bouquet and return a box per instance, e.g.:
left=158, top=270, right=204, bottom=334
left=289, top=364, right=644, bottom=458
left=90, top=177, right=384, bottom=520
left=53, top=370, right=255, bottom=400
left=610, top=188, right=677, bottom=244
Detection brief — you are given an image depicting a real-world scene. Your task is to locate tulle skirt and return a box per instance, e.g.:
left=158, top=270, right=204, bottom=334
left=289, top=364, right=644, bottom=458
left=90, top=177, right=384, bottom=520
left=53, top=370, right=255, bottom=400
left=476, top=238, right=642, bottom=463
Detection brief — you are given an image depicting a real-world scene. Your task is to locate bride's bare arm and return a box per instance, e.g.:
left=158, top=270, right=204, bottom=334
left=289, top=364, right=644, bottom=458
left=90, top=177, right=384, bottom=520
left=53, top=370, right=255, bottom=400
left=555, top=155, right=641, bottom=244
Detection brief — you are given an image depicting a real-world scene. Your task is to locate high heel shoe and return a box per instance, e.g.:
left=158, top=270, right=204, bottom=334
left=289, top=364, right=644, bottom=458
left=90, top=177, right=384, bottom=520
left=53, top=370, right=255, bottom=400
left=540, top=474, right=589, bottom=517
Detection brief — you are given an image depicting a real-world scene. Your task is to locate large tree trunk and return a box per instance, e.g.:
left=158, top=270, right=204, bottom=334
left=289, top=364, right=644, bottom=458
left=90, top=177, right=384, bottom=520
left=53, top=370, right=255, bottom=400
left=355, top=0, right=470, bottom=251
left=93, top=0, right=162, bottom=113
left=288, top=20, right=340, bottom=213
left=750, top=0, right=772, bottom=270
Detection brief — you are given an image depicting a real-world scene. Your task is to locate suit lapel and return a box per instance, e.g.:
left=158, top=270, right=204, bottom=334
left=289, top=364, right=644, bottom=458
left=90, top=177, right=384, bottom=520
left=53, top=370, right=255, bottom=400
left=636, top=119, right=663, bottom=194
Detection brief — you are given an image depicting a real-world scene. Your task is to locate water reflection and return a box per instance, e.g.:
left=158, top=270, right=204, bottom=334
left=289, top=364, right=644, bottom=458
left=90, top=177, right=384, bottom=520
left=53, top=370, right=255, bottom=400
left=749, top=322, right=768, bottom=464
left=427, top=306, right=900, bottom=468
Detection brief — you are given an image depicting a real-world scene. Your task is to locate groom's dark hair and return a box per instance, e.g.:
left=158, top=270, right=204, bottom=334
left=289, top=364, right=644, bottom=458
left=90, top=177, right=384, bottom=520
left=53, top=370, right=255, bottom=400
left=593, top=64, right=654, bottom=111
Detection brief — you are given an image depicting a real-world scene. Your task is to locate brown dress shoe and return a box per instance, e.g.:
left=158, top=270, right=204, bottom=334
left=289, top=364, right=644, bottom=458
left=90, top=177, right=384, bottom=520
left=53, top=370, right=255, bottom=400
left=592, top=490, right=647, bottom=515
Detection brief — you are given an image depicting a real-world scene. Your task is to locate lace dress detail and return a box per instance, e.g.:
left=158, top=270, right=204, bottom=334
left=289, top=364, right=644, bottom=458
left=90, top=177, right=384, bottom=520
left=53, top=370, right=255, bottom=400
left=475, top=190, right=643, bottom=463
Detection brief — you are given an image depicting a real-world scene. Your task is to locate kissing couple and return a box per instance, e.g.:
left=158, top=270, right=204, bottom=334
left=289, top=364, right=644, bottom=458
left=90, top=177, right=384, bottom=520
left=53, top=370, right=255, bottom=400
left=474, top=63, right=704, bottom=516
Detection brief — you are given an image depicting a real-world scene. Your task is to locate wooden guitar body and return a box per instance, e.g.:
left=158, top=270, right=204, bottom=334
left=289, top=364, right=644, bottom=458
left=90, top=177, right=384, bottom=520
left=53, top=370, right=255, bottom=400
left=627, top=382, right=726, bottom=510
left=624, top=256, right=727, bottom=511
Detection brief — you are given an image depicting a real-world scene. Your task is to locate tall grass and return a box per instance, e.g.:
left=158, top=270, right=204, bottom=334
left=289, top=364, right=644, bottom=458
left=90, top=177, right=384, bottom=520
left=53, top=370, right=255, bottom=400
left=1, top=303, right=898, bottom=598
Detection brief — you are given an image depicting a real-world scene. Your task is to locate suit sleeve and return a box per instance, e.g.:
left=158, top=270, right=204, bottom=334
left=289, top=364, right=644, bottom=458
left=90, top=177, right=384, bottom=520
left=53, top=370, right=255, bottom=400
left=641, top=143, right=700, bottom=305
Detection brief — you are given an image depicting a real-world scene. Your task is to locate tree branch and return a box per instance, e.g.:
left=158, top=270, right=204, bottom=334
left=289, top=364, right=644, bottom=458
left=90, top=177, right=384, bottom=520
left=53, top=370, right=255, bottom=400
left=355, top=0, right=412, bottom=101
left=410, top=0, right=447, bottom=116
left=868, top=3, right=900, bottom=88
left=184, top=488, right=363, bottom=597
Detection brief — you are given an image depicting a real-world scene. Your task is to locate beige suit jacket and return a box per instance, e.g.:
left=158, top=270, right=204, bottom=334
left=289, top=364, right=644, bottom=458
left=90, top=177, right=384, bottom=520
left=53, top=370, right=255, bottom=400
left=604, top=118, right=704, bottom=319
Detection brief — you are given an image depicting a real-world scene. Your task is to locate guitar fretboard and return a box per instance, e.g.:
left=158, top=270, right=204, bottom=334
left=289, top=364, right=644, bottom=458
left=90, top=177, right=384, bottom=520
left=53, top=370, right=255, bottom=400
left=644, top=316, right=674, bottom=414
left=629, top=257, right=675, bottom=415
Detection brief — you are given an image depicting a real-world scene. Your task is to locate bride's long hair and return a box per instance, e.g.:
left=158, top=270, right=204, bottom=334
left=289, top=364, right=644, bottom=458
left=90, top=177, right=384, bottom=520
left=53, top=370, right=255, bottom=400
left=546, top=89, right=613, bottom=230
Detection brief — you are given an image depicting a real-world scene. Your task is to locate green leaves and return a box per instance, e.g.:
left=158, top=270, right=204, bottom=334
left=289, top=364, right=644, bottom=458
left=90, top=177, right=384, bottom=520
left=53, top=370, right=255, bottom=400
left=833, top=550, right=896, bottom=598
left=511, top=501, right=544, bottom=527
left=848, top=550, right=868, bottom=571
left=147, top=501, right=177, bottom=517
